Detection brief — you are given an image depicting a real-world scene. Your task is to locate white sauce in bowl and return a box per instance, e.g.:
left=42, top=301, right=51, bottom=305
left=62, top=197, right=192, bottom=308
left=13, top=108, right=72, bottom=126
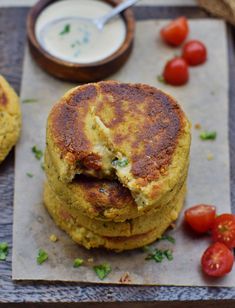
left=35, top=0, right=126, bottom=64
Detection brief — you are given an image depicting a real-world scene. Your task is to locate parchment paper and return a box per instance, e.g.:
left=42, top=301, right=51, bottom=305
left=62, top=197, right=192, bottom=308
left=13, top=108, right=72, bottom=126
left=13, top=20, right=234, bottom=286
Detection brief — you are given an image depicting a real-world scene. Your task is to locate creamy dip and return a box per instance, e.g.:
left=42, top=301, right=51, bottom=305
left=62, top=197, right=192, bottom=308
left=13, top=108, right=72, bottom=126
left=35, top=0, right=126, bottom=64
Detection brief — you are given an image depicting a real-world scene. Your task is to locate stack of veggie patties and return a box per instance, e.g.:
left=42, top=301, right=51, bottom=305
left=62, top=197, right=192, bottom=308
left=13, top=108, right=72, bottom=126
left=44, top=81, right=191, bottom=251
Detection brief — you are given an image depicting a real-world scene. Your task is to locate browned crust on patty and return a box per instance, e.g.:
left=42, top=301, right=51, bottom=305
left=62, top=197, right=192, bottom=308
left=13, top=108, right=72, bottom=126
left=49, top=84, right=100, bottom=165
left=74, top=175, right=135, bottom=212
left=67, top=83, right=97, bottom=107
left=48, top=81, right=186, bottom=182
left=98, top=81, right=184, bottom=182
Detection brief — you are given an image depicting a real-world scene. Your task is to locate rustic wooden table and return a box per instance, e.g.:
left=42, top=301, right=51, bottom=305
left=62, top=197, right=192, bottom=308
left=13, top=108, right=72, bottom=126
left=1, top=5, right=235, bottom=307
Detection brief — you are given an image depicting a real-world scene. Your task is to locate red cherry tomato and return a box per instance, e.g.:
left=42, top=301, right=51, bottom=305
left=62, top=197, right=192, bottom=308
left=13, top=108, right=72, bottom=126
left=163, top=57, right=189, bottom=86
left=184, top=204, right=216, bottom=233
left=182, top=40, right=207, bottom=66
left=201, top=242, right=234, bottom=277
left=211, top=214, right=235, bottom=249
left=161, top=17, right=189, bottom=46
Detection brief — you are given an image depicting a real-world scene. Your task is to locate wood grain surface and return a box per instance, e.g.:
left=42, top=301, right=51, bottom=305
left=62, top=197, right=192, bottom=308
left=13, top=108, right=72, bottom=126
left=0, top=6, right=235, bottom=306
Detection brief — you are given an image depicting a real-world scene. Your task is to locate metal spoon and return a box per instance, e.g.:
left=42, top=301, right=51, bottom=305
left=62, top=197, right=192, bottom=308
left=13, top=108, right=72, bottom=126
left=93, top=0, right=139, bottom=30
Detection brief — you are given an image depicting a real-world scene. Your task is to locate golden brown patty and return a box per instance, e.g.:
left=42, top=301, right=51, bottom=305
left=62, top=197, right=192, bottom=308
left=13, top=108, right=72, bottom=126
left=0, top=75, right=21, bottom=163
left=44, top=181, right=186, bottom=251
left=45, top=148, right=189, bottom=221
left=44, top=180, right=186, bottom=237
left=47, top=81, right=191, bottom=208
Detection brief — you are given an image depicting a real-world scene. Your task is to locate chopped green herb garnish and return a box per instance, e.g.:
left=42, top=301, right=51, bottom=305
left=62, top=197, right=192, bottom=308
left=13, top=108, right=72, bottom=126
left=73, top=258, right=84, bottom=268
left=157, top=75, right=166, bottom=84
left=71, top=40, right=81, bottom=48
left=37, top=249, right=48, bottom=265
left=145, top=248, right=164, bottom=263
left=93, top=263, right=111, bottom=280
left=142, top=245, right=151, bottom=253
left=41, top=162, right=45, bottom=171
left=22, top=98, right=38, bottom=104
left=164, top=249, right=173, bottom=261
left=60, top=24, right=70, bottom=35
left=145, top=248, right=173, bottom=263
left=200, top=131, right=217, bottom=141
left=160, top=235, right=175, bottom=244
left=32, top=146, right=43, bottom=160
left=26, top=172, right=33, bottom=178
left=0, top=242, right=9, bottom=261
left=112, top=158, right=128, bottom=168
left=83, top=36, right=89, bottom=43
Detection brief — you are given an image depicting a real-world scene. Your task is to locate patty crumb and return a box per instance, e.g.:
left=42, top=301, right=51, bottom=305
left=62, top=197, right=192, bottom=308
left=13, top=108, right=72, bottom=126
left=119, top=272, right=131, bottom=283
left=207, top=153, right=214, bottom=161
left=49, top=234, right=58, bottom=242
left=194, top=123, right=201, bottom=130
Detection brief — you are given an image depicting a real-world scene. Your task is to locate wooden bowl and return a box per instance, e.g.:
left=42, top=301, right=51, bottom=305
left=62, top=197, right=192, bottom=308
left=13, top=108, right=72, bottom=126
left=27, top=0, right=135, bottom=83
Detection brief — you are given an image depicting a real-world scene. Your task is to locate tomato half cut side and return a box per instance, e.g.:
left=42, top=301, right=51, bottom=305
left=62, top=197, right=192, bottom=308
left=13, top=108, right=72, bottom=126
left=212, top=214, right=235, bottom=248
left=201, top=242, right=234, bottom=277
left=184, top=204, right=216, bottom=233
left=161, top=16, right=189, bottom=47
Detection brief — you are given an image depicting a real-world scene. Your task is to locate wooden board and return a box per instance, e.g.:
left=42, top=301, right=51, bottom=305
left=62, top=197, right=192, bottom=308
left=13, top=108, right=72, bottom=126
left=1, top=6, right=235, bottom=306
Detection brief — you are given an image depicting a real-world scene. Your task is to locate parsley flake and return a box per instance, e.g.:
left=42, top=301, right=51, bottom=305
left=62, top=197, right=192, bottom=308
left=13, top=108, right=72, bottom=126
left=0, top=242, right=9, bottom=261
left=73, top=258, right=84, bottom=268
left=32, top=146, right=43, bottom=160
left=60, top=24, right=70, bottom=35
left=145, top=248, right=164, bottom=262
left=93, top=263, right=111, bottom=280
left=164, top=249, right=173, bottom=261
left=145, top=247, right=174, bottom=263
left=157, top=75, right=166, bottom=84
left=142, top=246, right=151, bottom=253
left=160, top=235, right=175, bottom=244
left=200, top=131, right=217, bottom=141
left=37, top=249, right=48, bottom=265
left=112, top=158, right=128, bottom=168
left=22, top=98, right=38, bottom=104
left=26, top=172, right=33, bottom=178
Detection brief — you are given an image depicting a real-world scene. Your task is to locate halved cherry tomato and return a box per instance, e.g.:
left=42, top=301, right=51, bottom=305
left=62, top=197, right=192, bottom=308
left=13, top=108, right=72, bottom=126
left=211, top=214, right=235, bottom=249
left=201, top=242, right=234, bottom=277
left=183, top=40, right=207, bottom=66
left=185, top=204, right=216, bottom=233
left=161, top=17, right=189, bottom=46
left=163, top=57, right=189, bottom=86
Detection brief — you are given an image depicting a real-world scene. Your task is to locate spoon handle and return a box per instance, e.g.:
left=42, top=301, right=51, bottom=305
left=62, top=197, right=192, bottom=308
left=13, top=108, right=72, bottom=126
left=98, top=0, right=139, bottom=25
